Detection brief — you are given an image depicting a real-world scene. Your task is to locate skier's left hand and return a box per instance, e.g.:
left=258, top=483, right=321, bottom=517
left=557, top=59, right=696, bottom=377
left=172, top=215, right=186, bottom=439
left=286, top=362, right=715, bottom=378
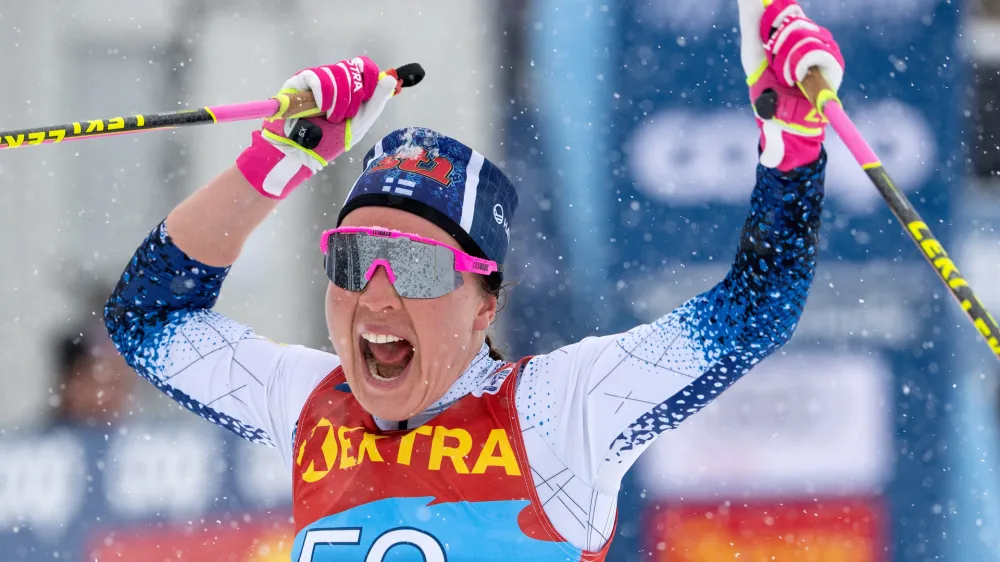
left=740, top=0, right=845, bottom=171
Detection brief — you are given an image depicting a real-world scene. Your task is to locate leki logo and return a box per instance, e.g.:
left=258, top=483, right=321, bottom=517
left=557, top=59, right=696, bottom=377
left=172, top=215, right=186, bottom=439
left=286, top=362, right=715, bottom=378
left=0, top=115, right=145, bottom=147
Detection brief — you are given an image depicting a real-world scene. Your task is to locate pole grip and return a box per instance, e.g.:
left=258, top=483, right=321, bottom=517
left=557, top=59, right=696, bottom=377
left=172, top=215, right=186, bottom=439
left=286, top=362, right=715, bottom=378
left=799, top=67, right=835, bottom=112
left=278, top=91, right=323, bottom=119
left=267, top=63, right=426, bottom=120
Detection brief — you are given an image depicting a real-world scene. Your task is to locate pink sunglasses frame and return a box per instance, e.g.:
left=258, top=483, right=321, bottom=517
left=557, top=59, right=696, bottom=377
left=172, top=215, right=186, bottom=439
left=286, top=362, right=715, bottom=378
left=319, top=227, right=499, bottom=285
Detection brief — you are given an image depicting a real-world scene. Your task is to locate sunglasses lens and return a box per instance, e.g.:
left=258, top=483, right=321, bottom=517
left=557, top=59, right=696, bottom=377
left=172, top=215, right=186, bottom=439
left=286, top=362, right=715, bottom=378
left=326, top=233, right=365, bottom=291
left=324, top=233, right=463, bottom=299
left=387, top=238, right=461, bottom=298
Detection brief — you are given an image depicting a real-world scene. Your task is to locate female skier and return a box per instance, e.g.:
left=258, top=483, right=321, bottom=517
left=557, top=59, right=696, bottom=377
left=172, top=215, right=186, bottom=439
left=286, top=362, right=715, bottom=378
left=105, top=1, right=844, bottom=560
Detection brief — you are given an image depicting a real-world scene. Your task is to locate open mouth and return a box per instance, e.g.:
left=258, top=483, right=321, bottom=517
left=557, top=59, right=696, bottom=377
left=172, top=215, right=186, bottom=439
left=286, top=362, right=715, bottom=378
left=359, top=331, right=415, bottom=385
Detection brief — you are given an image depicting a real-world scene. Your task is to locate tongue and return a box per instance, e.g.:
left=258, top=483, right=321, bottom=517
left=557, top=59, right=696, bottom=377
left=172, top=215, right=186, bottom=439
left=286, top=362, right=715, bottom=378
left=368, top=341, right=412, bottom=366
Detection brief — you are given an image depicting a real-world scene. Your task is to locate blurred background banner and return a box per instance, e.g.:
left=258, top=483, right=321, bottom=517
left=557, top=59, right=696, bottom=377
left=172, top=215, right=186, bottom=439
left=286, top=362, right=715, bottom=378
left=506, top=0, right=961, bottom=560
left=0, top=425, right=294, bottom=560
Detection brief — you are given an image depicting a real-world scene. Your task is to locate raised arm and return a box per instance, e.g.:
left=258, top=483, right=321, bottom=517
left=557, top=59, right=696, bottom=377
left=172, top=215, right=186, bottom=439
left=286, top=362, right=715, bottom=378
left=104, top=221, right=338, bottom=457
left=512, top=2, right=844, bottom=547
left=514, top=154, right=826, bottom=550
left=103, top=58, right=397, bottom=462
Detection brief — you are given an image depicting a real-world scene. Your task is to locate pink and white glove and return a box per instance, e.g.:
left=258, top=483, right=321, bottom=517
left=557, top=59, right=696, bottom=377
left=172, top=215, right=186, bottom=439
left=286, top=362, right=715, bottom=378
left=237, top=56, right=398, bottom=199
left=740, top=0, right=845, bottom=170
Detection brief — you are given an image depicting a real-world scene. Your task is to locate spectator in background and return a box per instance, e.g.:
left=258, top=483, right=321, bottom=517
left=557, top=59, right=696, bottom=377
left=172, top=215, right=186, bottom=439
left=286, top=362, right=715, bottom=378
left=50, top=321, right=137, bottom=427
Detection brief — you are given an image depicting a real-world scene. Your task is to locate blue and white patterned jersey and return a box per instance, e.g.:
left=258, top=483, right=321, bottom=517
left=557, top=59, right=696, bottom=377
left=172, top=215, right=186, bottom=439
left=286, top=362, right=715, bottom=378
left=105, top=154, right=825, bottom=552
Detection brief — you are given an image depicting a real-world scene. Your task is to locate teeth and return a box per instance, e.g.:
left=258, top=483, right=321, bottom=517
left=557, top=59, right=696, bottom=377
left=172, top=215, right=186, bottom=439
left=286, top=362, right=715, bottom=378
left=362, top=332, right=403, bottom=344
left=366, top=354, right=390, bottom=381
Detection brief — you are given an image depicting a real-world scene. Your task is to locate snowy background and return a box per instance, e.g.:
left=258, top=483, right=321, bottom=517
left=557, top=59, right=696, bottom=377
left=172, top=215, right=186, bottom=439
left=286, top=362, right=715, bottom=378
left=1, top=0, right=1000, bottom=560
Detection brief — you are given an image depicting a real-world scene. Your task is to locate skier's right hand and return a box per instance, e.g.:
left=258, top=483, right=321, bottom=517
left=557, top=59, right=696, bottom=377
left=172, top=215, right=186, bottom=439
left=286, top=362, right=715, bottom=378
left=237, top=57, right=398, bottom=200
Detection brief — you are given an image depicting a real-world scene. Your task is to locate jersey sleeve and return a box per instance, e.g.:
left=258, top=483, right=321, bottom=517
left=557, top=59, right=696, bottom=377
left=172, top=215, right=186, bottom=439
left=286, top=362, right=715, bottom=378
left=516, top=153, right=826, bottom=493
left=104, top=221, right=337, bottom=464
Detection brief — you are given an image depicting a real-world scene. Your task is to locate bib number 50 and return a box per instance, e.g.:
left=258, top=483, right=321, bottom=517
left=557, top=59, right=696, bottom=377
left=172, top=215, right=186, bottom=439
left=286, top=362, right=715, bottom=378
left=298, top=527, right=446, bottom=562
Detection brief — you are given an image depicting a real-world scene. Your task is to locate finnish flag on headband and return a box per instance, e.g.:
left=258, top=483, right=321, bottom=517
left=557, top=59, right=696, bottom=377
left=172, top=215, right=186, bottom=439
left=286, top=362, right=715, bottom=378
left=338, top=127, right=518, bottom=269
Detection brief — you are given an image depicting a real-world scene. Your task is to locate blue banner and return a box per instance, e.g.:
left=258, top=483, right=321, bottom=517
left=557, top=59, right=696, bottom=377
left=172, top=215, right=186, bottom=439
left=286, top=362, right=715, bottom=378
left=505, top=0, right=963, bottom=560
left=0, top=424, right=293, bottom=560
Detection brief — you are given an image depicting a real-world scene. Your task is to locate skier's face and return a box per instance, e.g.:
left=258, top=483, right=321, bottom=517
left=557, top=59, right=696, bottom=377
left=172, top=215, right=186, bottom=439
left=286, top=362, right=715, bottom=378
left=327, top=206, right=498, bottom=421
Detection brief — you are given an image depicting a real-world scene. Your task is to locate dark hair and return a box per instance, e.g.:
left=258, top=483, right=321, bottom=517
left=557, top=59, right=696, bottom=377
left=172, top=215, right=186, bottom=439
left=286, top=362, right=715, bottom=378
left=476, top=271, right=509, bottom=361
